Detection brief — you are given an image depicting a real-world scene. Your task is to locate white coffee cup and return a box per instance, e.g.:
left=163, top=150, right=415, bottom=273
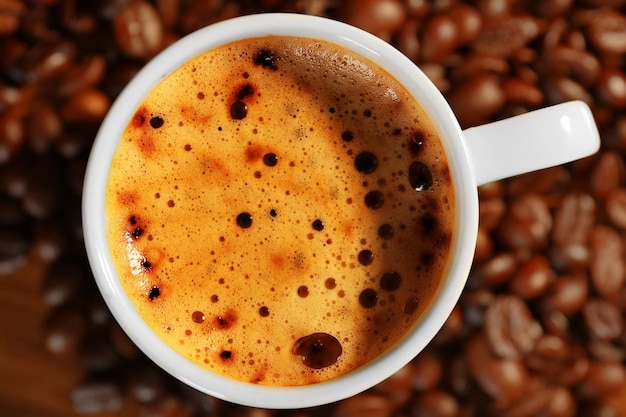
left=82, top=13, right=600, bottom=409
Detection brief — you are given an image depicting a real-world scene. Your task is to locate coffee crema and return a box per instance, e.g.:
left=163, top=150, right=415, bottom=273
left=105, top=36, right=454, bottom=386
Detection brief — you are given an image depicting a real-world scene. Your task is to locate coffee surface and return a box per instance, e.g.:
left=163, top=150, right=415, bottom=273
left=105, top=36, right=454, bottom=386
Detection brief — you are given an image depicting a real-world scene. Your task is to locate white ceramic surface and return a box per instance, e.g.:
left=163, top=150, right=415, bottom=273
left=82, top=13, right=600, bottom=409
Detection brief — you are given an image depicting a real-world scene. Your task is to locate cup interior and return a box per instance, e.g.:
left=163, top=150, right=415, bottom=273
left=82, top=13, right=479, bottom=409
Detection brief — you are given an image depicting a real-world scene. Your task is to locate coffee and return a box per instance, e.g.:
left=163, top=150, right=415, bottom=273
left=104, top=36, right=454, bottom=386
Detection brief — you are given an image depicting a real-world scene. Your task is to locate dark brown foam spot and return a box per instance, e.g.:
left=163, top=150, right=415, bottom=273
left=359, top=288, right=378, bottom=309
left=378, top=224, right=394, bottom=240
left=422, top=213, right=437, bottom=233
left=263, top=152, right=278, bottom=166
left=245, top=144, right=263, bottom=162
left=269, top=209, right=277, bottom=217
left=364, top=190, right=384, bottom=210
left=214, top=310, right=237, bottom=329
left=297, top=285, right=309, bottom=297
left=358, top=249, right=374, bottom=266
left=237, top=84, right=254, bottom=99
left=403, top=297, right=419, bottom=315
left=131, top=227, right=143, bottom=239
left=131, top=107, right=147, bottom=127
left=341, top=131, right=354, bottom=142
left=230, top=100, right=248, bottom=120
left=408, top=131, right=424, bottom=155
left=354, top=151, right=378, bottom=174
left=191, top=311, right=205, bottom=323
left=220, top=350, right=232, bottom=361
left=325, top=278, right=336, bottom=289
left=236, top=212, right=253, bottom=228
left=312, top=219, right=324, bottom=231
left=149, top=116, right=164, bottom=129
left=255, top=49, right=277, bottom=70
left=409, top=161, right=433, bottom=191
left=380, top=271, right=401, bottom=291
left=148, top=286, right=160, bottom=301
left=259, top=306, right=270, bottom=317
left=292, top=333, right=342, bottom=369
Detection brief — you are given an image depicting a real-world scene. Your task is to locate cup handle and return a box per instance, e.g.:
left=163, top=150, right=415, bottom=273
left=462, top=100, right=601, bottom=187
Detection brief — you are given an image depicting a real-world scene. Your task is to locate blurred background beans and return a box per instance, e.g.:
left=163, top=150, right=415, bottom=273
left=2, top=1, right=626, bottom=416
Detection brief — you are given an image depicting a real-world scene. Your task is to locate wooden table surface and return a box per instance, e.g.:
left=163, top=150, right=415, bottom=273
left=0, top=257, right=79, bottom=417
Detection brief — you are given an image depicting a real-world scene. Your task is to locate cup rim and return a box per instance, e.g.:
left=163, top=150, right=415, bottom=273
left=82, top=12, right=478, bottom=409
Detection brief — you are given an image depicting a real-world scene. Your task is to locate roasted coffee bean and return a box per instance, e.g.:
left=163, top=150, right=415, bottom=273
left=411, top=348, right=443, bottom=391
left=484, top=295, right=542, bottom=359
left=113, top=0, right=164, bottom=60
left=410, top=389, right=459, bottom=417
left=497, top=194, right=552, bottom=251
left=540, top=46, right=602, bottom=87
left=583, top=298, right=624, bottom=342
left=465, top=332, right=530, bottom=404
left=446, top=355, right=473, bottom=397
left=587, top=339, right=626, bottom=362
left=479, top=197, right=505, bottom=231
left=589, top=225, right=626, bottom=301
left=71, top=377, right=124, bottom=414
left=61, top=88, right=111, bottom=125
left=333, top=392, right=394, bottom=417
left=343, top=0, right=406, bottom=40
left=577, top=361, right=626, bottom=400
left=540, top=273, right=589, bottom=315
left=543, top=76, right=593, bottom=105
left=447, top=2, right=482, bottom=46
left=468, top=251, right=519, bottom=289
left=44, top=305, right=87, bottom=354
left=432, top=305, right=463, bottom=345
left=533, top=0, right=574, bottom=18
left=473, top=14, right=541, bottom=58
left=395, top=18, right=420, bottom=63
left=590, top=151, right=624, bottom=199
left=461, top=288, right=495, bottom=327
left=373, top=361, right=414, bottom=407
left=0, top=109, right=25, bottom=163
left=19, top=40, right=77, bottom=83
left=597, top=68, right=626, bottom=109
left=585, top=8, right=626, bottom=55
left=420, top=14, right=458, bottom=63
left=605, top=187, right=626, bottom=229
left=473, top=227, right=494, bottom=263
left=446, top=73, right=506, bottom=127
left=0, top=0, right=25, bottom=36
left=26, top=102, right=62, bottom=153
left=508, top=254, right=554, bottom=300
left=548, top=243, right=590, bottom=272
left=57, top=54, right=106, bottom=98
left=155, top=0, right=180, bottom=30
left=501, top=76, right=544, bottom=107
left=552, top=192, right=596, bottom=246
left=527, top=334, right=589, bottom=386
left=506, top=166, right=570, bottom=199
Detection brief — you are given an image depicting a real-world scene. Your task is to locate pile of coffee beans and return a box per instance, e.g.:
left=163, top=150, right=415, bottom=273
left=1, top=0, right=625, bottom=415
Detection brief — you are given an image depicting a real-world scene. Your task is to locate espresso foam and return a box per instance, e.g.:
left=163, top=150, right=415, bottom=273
left=105, top=36, right=454, bottom=386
